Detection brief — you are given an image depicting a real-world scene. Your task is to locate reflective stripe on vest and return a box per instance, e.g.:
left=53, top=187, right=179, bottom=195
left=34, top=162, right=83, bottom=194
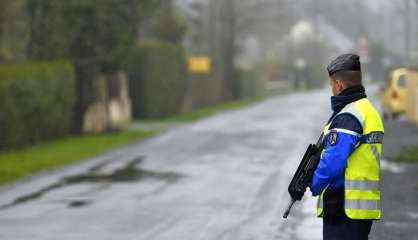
left=345, top=180, right=379, bottom=191
left=316, top=98, right=384, bottom=220
left=317, top=199, right=380, bottom=210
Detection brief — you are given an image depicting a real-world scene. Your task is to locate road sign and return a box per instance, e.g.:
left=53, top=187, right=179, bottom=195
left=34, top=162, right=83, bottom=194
left=189, top=56, right=211, bottom=74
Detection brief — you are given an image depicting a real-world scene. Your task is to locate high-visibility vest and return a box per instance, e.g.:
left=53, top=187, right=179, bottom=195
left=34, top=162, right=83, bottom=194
left=317, top=98, right=384, bottom=220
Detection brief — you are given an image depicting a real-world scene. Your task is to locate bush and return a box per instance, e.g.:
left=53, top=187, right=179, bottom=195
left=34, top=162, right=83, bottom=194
left=126, top=41, right=187, bottom=118
left=0, top=61, right=76, bottom=149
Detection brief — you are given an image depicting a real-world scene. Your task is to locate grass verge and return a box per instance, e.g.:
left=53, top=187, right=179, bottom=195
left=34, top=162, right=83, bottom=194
left=0, top=129, right=156, bottom=186
left=393, top=146, right=418, bottom=162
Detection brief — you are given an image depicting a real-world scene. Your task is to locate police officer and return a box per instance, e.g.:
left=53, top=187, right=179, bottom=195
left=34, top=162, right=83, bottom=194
left=310, top=54, right=384, bottom=240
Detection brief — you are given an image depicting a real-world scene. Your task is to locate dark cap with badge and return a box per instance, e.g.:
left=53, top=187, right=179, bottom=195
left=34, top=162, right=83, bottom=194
left=327, top=54, right=361, bottom=77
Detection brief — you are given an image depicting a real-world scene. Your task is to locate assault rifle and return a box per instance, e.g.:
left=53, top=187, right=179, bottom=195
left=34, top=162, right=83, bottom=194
left=283, top=133, right=325, bottom=218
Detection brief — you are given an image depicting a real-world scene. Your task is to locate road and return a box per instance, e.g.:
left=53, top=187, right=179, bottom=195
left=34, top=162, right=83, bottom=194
left=0, top=87, right=396, bottom=240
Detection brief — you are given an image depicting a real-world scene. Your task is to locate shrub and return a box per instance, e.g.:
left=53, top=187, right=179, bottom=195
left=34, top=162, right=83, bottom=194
left=0, top=61, right=76, bottom=149
left=126, top=41, right=187, bottom=118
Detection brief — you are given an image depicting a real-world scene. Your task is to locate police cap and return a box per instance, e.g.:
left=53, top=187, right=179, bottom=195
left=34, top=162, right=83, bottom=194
left=327, top=54, right=361, bottom=76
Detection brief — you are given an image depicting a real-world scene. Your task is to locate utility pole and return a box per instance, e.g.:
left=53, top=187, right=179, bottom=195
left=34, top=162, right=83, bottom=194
left=208, top=0, right=216, bottom=55
left=280, top=0, right=295, bottom=89
left=412, top=0, right=418, bottom=62
left=404, top=0, right=412, bottom=64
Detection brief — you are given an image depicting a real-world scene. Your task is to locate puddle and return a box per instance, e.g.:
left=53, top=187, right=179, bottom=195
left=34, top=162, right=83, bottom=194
left=0, top=157, right=182, bottom=210
left=407, top=212, right=418, bottom=220
left=383, top=221, right=416, bottom=229
left=380, top=159, right=405, bottom=173
left=67, top=200, right=92, bottom=208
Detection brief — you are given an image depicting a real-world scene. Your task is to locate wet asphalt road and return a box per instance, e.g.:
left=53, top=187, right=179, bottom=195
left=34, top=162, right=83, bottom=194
left=0, top=89, right=329, bottom=240
left=0, top=87, right=415, bottom=239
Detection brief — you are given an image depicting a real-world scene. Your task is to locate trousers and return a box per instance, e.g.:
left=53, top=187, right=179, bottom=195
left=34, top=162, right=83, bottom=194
left=323, top=217, right=372, bottom=240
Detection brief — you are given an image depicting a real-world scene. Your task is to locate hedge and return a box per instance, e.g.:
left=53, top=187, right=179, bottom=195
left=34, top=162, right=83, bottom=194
left=0, top=61, right=76, bottom=149
left=126, top=41, right=187, bottom=118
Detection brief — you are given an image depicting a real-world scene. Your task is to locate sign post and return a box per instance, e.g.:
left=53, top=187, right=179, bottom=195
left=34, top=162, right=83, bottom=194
left=183, top=56, right=212, bottom=112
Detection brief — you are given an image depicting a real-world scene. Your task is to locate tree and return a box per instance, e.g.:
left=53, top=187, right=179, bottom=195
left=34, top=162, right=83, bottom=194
left=0, top=0, right=29, bottom=63
left=179, top=0, right=286, bottom=100
left=152, top=1, right=186, bottom=44
left=24, top=0, right=159, bottom=132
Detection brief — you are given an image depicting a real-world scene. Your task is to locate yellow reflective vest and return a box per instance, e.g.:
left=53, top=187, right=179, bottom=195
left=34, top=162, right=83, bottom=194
left=317, top=98, right=384, bottom=220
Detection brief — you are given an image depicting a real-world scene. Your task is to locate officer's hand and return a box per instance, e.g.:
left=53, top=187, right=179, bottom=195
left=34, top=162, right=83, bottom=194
left=309, top=184, right=318, bottom=196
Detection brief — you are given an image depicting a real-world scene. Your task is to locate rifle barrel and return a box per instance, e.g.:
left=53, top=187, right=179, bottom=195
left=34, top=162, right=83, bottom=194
left=283, top=198, right=296, bottom=218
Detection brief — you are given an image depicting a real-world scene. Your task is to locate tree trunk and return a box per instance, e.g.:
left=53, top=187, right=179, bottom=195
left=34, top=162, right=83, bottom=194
left=221, top=0, right=238, bottom=101
left=72, top=60, right=98, bottom=133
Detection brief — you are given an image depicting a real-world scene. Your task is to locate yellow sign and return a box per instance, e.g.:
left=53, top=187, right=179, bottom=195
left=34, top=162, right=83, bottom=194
left=189, top=56, right=211, bottom=74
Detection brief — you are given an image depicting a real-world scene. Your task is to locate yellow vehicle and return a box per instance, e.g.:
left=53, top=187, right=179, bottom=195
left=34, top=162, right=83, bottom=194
left=405, top=68, right=418, bottom=124
left=381, top=68, right=409, bottom=119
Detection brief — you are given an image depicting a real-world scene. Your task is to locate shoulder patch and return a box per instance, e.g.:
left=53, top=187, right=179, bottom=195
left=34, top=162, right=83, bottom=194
left=329, top=130, right=338, bottom=145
